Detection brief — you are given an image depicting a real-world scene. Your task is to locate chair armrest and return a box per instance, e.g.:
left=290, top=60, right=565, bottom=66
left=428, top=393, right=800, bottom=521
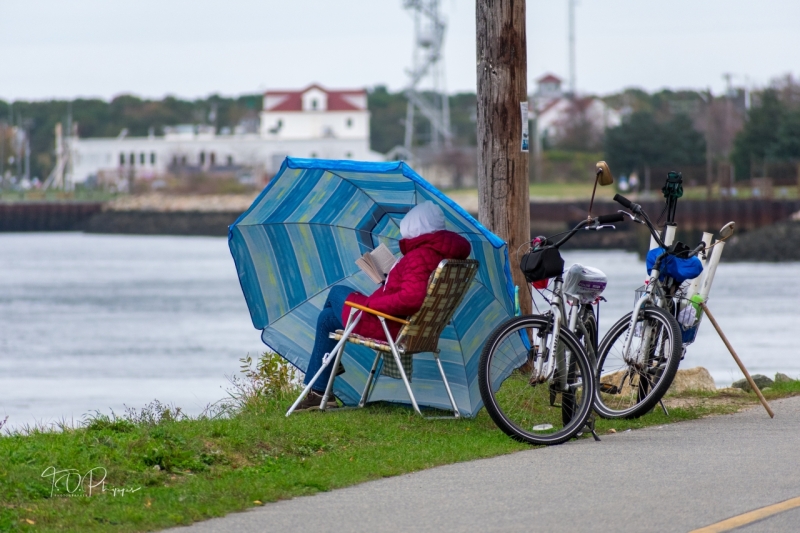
left=344, top=301, right=410, bottom=325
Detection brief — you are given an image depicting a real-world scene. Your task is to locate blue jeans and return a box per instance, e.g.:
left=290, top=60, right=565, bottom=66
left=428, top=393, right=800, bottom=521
left=304, top=285, right=358, bottom=393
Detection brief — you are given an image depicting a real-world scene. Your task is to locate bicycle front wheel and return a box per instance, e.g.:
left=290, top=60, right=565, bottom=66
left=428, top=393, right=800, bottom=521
left=594, top=306, right=682, bottom=419
left=478, top=315, right=596, bottom=446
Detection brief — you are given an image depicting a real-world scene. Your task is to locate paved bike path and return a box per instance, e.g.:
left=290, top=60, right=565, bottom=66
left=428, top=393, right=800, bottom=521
left=164, top=397, right=800, bottom=532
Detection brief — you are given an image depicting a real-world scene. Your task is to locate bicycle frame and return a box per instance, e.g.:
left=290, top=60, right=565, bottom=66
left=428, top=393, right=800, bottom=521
left=621, top=255, right=666, bottom=364
left=536, top=276, right=589, bottom=394
left=548, top=278, right=568, bottom=391
left=528, top=215, right=621, bottom=394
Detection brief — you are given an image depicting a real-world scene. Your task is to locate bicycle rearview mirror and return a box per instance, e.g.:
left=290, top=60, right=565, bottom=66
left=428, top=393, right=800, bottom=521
left=718, top=221, right=735, bottom=240
left=596, top=161, right=614, bottom=186
left=588, top=161, right=614, bottom=219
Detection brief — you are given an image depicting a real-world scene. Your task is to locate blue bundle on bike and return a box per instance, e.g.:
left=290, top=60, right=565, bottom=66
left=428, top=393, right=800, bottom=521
left=646, top=248, right=703, bottom=283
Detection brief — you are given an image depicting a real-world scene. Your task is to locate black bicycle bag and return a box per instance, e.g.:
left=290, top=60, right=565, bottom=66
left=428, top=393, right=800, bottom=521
left=520, top=246, right=564, bottom=283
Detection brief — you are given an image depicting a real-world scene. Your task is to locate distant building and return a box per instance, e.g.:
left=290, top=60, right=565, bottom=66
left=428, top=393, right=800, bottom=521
left=531, top=73, right=621, bottom=148
left=70, top=84, right=383, bottom=186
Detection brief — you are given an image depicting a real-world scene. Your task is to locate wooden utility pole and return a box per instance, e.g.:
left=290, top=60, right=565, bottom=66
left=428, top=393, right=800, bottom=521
left=476, top=0, right=531, bottom=315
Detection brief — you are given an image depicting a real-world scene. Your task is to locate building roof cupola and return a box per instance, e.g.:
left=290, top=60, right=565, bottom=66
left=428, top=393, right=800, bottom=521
left=536, top=74, right=563, bottom=99
left=302, top=87, right=328, bottom=112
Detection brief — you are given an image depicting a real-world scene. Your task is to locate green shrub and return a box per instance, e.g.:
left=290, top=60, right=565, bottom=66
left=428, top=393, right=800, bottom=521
left=225, top=352, right=299, bottom=410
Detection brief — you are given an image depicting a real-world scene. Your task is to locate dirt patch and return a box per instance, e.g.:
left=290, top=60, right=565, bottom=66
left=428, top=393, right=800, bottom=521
left=663, top=391, right=756, bottom=411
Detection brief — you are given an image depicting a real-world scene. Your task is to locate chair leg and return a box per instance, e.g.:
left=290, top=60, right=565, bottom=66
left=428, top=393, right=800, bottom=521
left=378, top=318, right=422, bottom=416
left=285, top=311, right=361, bottom=417
left=320, top=340, right=347, bottom=412
left=358, top=352, right=382, bottom=408
left=434, top=352, right=460, bottom=418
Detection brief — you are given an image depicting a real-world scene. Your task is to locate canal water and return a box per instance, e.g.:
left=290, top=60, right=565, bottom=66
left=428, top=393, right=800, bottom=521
left=1, top=233, right=797, bottom=429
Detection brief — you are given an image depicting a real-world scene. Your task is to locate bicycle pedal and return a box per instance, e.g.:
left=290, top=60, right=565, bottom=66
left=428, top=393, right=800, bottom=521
left=598, top=383, right=620, bottom=395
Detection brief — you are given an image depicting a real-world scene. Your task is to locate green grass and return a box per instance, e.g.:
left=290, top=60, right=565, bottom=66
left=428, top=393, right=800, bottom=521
left=2, top=381, right=798, bottom=533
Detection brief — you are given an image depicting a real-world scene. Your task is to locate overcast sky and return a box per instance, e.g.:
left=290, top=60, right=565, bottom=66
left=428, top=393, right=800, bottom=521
left=2, top=0, right=798, bottom=102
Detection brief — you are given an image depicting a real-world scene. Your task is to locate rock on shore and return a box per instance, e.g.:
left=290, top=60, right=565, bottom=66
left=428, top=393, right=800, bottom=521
left=600, top=366, right=717, bottom=396
left=667, top=367, right=717, bottom=394
left=731, top=374, right=775, bottom=392
left=723, top=218, right=800, bottom=262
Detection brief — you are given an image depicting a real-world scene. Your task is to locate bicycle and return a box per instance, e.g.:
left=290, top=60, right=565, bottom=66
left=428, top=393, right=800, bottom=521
left=478, top=212, right=625, bottom=445
left=592, top=193, right=709, bottom=419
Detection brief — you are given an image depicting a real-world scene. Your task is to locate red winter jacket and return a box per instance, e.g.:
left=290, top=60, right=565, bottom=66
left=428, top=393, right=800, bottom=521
left=342, top=230, right=471, bottom=342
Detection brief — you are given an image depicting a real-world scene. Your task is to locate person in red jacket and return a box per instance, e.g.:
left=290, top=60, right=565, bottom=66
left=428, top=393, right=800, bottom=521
left=297, top=201, right=471, bottom=410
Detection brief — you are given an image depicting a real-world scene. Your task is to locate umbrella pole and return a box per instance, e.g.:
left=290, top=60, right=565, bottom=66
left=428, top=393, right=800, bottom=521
left=700, top=302, right=774, bottom=418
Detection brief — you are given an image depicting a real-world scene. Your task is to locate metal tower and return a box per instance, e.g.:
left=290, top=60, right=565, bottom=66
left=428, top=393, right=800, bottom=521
left=568, top=0, right=577, bottom=96
left=402, top=0, right=452, bottom=155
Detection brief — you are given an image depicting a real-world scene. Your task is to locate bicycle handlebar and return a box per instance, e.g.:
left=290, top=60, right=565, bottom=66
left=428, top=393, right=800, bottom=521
left=549, top=213, right=626, bottom=249
left=613, top=194, right=640, bottom=214
left=597, top=212, right=625, bottom=224
left=614, top=194, right=668, bottom=249
left=687, top=242, right=706, bottom=258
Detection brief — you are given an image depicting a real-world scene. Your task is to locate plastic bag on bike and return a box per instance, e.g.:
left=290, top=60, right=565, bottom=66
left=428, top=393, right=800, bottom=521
left=645, top=247, right=703, bottom=283
left=563, top=263, right=607, bottom=304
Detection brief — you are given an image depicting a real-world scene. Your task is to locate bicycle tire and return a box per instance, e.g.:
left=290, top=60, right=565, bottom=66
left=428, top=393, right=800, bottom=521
left=593, top=305, right=682, bottom=419
left=479, top=314, right=596, bottom=445
left=577, top=304, right=598, bottom=367
left=563, top=306, right=597, bottom=425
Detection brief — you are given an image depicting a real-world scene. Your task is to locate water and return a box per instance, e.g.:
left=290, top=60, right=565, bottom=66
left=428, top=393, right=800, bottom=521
left=0, top=233, right=265, bottom=429
left=1, top=234, right=797, bottom=429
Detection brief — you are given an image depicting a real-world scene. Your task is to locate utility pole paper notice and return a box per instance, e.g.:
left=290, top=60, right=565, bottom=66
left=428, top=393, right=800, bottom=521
left=520, top=102, right=529, bottom=152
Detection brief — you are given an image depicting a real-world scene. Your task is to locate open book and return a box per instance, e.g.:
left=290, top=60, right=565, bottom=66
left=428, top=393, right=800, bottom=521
left=355, top=243, right=398, bottom=284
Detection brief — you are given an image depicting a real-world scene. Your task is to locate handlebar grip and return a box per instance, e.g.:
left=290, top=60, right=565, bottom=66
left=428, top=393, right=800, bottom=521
left=597, top=213, right=625, bottom=224
left=688, top=242, right=706, bottom=258
left=613, top=194, right=633, bottom=209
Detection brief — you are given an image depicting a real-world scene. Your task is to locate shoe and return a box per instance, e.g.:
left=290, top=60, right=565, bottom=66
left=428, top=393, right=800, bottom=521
left=295, top=391, right=338, bottom=411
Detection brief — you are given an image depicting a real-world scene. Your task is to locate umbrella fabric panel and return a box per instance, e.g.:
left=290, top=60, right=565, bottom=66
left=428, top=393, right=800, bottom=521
left=332, top=170, right=418, bottom=207
left=239, top=169, right=385, bottom=233
left=228, top=225, right=269, bottom=329
left=468, top=240, right=515, bottom=314
left=415, top=186, right=487, bottom=238
left=232, top=222, right=385, bottom=329
left=488, top=332, right=528, bottom=392
left=369, top=214, right=403, bottom=251
left=237, top=166, right=306, bottom=225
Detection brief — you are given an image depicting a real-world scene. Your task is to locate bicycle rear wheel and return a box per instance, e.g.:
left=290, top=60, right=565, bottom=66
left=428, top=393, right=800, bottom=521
left=478, top=315, right=595, bottom=446
left=594, top=306, right=682, bottom=419
left=576, top=304, right=598, bottom=367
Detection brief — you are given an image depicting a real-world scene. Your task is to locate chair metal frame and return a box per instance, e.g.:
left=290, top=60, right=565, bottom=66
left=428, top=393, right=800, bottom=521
left=286, top=259, right=479, bottom=418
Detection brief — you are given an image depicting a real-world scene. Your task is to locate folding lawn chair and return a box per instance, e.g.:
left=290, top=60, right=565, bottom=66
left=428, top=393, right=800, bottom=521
left=286, top=259, right=479, bottom=419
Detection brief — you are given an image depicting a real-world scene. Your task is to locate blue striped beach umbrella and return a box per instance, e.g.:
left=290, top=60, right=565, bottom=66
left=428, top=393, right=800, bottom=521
left=228, top=158, right=516, bottom=417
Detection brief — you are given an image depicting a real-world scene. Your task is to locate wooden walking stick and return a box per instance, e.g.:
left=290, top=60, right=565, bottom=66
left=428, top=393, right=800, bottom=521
left=700, top=302, right=774, bottom=418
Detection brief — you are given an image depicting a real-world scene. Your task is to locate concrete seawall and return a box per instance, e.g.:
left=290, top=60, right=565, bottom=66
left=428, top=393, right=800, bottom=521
left=80, top=210, right=240, bottom=237
left=3, top=198, right=798, bottom=261
left=0, top=202, right=105, bottom=232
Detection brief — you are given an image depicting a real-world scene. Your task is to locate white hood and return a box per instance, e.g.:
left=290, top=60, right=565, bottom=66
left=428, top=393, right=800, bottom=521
left=399, top=201, right=446, bottom=239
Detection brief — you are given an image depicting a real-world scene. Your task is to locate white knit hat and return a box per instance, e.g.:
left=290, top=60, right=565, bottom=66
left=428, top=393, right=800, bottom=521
left=399, top=201, right=446, bottom=239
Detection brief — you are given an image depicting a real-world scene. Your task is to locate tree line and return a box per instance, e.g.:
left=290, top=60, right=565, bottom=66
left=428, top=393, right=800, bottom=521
left=1, top=78, right=797, bottom=186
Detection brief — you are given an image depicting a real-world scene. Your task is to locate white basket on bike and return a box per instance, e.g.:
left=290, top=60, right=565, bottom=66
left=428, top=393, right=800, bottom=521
left=633, top=284, right=703, bottom=345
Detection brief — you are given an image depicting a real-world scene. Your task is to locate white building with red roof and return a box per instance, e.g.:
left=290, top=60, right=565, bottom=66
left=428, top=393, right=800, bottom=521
left=531, top=74, right=621, bottom=148
left=261, top=84, right=370, bottom=141
left=70, top=84, right=383, bottom=187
